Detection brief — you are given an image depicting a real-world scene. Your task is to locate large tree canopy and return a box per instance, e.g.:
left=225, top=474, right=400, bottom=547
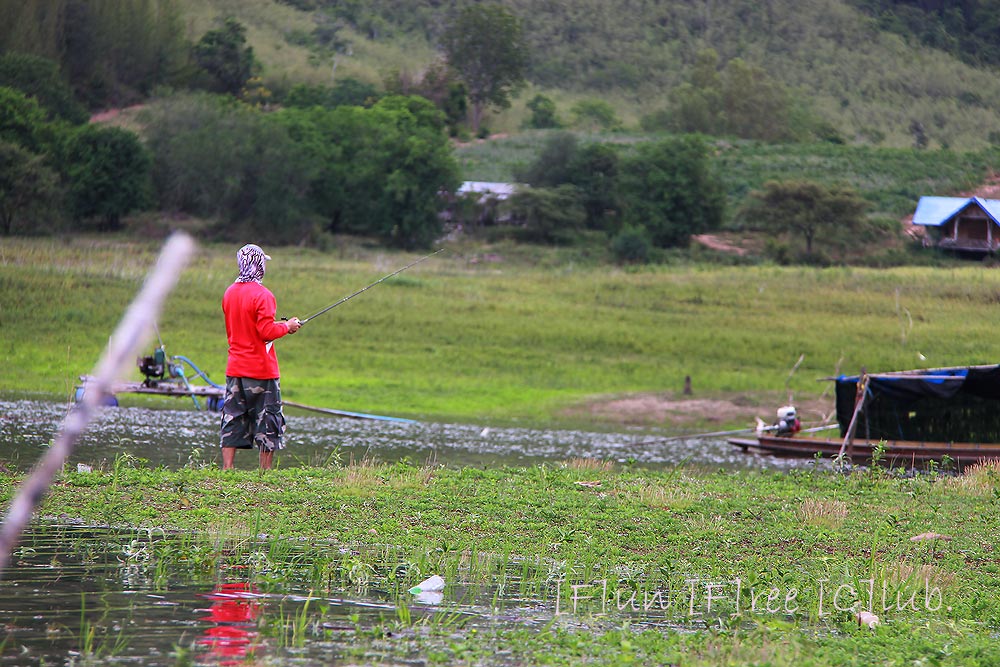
left=275, top=95, right=460, bottom=249
left=0, top=140, right=61, bottom=235
left=741, top=179, right=869, bottom=257
left=64, top=125, right=151, bottom=230
left=618, top=136, right=725, bottom=248
left=193, top=17, right=257, bottom=96
left=440, top=3, right=527, bottom=133
left=0, top=53, right=87, bottom=124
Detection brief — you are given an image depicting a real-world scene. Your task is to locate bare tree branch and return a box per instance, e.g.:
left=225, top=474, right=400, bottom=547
left=0, top=232, right=197, bottom=576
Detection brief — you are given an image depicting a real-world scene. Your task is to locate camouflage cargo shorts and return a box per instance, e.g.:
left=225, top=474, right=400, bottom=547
left=220, top=377, right=286, bottom=452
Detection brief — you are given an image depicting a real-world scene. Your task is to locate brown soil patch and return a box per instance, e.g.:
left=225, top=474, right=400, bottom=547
left=959, top=172, right=1000, bottom=199
left=564, top=392, right=836, bottom=431
left=692, top=234, right=748, bottom=255
left=89, top=104, right=145, bottom=124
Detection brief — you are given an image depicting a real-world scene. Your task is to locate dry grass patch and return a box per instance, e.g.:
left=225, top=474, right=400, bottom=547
left=563, top=457, right=615, bottom=472
left=635, top=482, right=697, bottom=510
left=798, top=498, right=848, bottom=528
left=886, top=562, right=957, bottom=590
left=341, top=457, right=387, bottom=489
left=941, top=458, right=1000, bottom=495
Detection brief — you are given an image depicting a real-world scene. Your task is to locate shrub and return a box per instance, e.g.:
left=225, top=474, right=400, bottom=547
left=64, top=125, right=151, bottom=230
left=611, top=224, right=652, bottom=264
left=0, top=53, right=87, bottom=124
left=618, top=135, right=724, bottom=248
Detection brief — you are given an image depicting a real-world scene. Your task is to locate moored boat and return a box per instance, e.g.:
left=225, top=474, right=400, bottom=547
left=730, top=364, right=1000, bottom=467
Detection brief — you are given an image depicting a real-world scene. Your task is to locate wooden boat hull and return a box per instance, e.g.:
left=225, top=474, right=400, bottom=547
left=728, top=434, right=1000, bottom=466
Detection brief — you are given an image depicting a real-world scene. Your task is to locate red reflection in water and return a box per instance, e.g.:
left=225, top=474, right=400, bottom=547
left=197, top=582, right=263, bottom=664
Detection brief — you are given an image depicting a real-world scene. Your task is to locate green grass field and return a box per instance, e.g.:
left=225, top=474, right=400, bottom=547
left=5, top=235, right=1000, bottom=429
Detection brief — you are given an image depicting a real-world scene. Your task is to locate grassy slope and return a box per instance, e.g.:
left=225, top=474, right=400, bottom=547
left=183, top=0, right=1000, bottom=148
left=6, top=236, right=1000, bottom=429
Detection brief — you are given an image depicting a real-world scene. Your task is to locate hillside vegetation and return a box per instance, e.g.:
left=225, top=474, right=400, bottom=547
left=4, top=0, right=1000, bottom=265
left=186, top=0, right=1000, bottom=149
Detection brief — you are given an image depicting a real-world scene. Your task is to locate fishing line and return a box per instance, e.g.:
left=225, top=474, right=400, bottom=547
left=299, top=248, right=446, bottom=325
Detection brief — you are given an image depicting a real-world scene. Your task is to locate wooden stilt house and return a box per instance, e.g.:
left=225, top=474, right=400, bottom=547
left=912, top=196, right=1000, bottom=253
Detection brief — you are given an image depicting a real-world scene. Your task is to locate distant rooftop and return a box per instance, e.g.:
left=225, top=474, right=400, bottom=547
left=457, top=181, right=519, bottom=199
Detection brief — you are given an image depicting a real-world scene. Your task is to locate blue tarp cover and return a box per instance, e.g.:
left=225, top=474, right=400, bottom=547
left=834, top=365, right=1000, bottom=442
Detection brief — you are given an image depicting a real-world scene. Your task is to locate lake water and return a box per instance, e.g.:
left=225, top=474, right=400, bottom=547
left=2, top=522, right=706, bottom=666
left=0, top=399, right=826, bottom=664
left=0, top=398, right=824, bottom=473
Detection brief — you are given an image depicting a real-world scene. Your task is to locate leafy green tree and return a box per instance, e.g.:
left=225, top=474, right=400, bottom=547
left=524, top=94, right=560, bottom=129
left=441, top=4, right=527, bottom=133
left=0, top=53, right=87, bottom=124
left=275, top=95, right=459, bottom=248
left=516, top=134, right=619, bottom=229
left=662, top=49, right=804, bottom=142
left=618, top=136, right=724, bottom=248
left=64, top=125, right=151, bottom=230
left=741, top=180, right=869, bottom=257
left=193, top=17, right=257, bottom=96
left=0, top=87, right=49, bottom=152
left=143, top=93, right=316, bottom=241
left=0, top=140, right=61, bottom=235
left=364, top=95, right=460, bottom=247
left=284, top=78, right=380, bottom=109
left=720, top=58, right=803, bottom=142
left=570, top=99, right=622, bottom=131
left=384, top=61, right=467, bottom=135
left=515, top=132, right=578, bottom=187
left=508, top=185, right=585, bottom=244
left=568, top=143, right=619, bottom=229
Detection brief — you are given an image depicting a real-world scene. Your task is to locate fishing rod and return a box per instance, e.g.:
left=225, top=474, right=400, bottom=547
left=299, top=248, right=446, bottom=325
left=647, top=422, right=839, bottom=444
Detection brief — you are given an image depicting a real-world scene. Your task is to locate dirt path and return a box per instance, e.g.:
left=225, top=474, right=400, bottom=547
left=692, top=234, right=748, bottom=255
left=564, top=391, right=836, bottom=431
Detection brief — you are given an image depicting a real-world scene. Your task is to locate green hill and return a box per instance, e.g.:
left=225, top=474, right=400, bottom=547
left=181, top=0, right=1000, bottom=149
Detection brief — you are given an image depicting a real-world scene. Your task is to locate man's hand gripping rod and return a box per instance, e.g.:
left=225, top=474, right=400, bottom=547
left=299, top=248, right=446, bottom=325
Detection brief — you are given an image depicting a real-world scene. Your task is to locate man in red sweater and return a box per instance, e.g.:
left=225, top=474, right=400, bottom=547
left=220, top=244, right=301, bottom=470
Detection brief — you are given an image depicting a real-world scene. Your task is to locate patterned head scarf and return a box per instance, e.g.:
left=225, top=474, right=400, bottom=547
left=235, top=244, right=271, bottom=283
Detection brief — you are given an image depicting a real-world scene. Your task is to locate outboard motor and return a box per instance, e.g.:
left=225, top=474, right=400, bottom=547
left=775, top=405, right=801, bottom=436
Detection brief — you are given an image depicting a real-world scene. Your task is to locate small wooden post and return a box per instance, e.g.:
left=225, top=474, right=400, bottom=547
left=683, top=375, right=692, bottom=395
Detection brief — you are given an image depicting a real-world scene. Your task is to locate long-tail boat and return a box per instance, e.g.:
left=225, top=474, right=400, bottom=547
left=729, top=365, right=1000, bottom=467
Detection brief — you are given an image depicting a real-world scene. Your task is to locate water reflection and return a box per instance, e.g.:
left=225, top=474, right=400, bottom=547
left=197, top=582, right=263, bottom=665
left=0, top=398, right=826, bottom=473
left=3, top=520, right=836, bottom=665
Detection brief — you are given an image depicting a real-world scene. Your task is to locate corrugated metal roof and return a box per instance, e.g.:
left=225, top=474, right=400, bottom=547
left=912, top=196, right=1000, bottom=227
left=458, top=181, right=518, bottom=198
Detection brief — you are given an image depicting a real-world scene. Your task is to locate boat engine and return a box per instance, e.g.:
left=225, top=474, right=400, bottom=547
left=775, top=405, right=801, bottom=435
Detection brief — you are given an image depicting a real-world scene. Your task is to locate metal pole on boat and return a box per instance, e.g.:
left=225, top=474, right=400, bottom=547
left=837, top=373, right=870, bottom=463
left=298, top=248, right=445, bottom=325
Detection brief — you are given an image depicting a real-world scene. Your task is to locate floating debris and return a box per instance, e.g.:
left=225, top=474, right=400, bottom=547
left=409, top=574, right=445, bottom=594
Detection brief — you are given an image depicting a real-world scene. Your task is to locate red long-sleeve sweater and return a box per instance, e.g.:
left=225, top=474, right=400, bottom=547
left=222, top=282, right=291, bottom=380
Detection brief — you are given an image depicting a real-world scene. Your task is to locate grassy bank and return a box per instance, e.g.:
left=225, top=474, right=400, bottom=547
left=3, top=458, right=998, bottom=665
left=4, top=236, right=1000, bottom=429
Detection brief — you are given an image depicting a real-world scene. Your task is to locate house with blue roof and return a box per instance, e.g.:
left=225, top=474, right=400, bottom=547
left=912, top=196, right=1000, bottom=253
